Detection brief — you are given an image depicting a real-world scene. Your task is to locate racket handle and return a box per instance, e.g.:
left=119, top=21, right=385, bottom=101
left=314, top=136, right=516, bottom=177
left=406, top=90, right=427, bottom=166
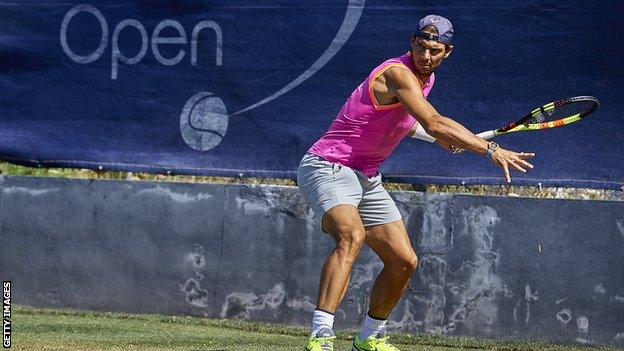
left=476, top=130, right=496, bottom=140
left=451, top=130, right=496, bottom=154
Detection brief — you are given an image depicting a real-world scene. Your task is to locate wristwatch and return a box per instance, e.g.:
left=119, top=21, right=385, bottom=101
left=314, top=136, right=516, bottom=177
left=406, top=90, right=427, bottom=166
left=485, top=141, right=499, bottom=158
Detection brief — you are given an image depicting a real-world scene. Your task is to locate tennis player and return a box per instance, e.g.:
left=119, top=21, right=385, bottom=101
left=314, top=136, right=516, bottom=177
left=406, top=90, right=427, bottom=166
left=298, top=15, right=535, bottom=351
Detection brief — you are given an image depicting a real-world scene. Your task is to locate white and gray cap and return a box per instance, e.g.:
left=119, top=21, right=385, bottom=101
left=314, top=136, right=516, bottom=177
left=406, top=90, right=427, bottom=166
left=418, top=14, right=454, bottom=45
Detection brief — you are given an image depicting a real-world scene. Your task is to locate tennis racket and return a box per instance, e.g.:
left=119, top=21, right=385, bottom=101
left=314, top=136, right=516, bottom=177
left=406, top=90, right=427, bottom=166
left=477, top=95, right=599, bottom=139
left=453, top=96, right=600, bottom=153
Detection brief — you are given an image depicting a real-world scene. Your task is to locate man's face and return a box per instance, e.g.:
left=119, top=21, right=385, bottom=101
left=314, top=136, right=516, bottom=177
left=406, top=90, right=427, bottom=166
left=410, top=35, right=450, bottom=75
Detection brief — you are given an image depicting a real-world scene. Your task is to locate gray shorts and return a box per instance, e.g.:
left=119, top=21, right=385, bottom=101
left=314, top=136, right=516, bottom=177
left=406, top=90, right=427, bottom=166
left=297, top=153, right=402, bottom=228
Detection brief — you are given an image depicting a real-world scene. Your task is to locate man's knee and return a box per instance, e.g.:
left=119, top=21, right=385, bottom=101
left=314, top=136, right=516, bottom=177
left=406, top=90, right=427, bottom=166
left=320, top=205, right=366, bottom=262
left=407, top=253, right=419, bottom=271
left=333, top=227, right=366, bottom=260
left=388, top=252, right=418, bottom=274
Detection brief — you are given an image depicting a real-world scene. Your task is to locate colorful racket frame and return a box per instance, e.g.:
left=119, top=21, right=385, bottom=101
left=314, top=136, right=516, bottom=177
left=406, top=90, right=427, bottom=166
left=476, top=96, right=600, bottom=140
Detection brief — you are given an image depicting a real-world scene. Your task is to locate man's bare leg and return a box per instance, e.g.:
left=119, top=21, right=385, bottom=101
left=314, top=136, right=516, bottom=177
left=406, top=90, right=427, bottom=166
left=364, top=219, right=418, bottom=319
left=315, top=204, right=366, bottom=313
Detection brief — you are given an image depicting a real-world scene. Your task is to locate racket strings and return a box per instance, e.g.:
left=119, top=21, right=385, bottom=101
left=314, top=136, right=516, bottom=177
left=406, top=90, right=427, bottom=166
left=529, top=100, right=596, bottom=124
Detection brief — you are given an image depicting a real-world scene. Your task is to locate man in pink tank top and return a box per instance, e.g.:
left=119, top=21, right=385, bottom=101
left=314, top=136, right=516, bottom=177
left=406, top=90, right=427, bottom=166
left=300, top=15, right=535, bottom=351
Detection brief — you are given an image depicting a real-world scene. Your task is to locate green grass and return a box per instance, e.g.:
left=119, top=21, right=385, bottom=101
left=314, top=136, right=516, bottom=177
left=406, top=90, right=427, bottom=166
left=10, top=305, right=618, bottom=351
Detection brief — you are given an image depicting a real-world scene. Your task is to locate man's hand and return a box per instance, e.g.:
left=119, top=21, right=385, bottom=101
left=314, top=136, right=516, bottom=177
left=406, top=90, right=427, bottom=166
left=490, top=149, right=535, bottom=183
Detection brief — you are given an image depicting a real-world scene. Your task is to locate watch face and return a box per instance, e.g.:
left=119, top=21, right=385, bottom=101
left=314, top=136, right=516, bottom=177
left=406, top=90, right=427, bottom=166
left=489, top=141, right=499, bottom=151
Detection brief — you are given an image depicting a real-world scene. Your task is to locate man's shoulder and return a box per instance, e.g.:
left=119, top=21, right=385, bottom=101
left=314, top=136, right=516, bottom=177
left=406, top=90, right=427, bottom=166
left=380, top=65, right=418, bottom=88
left=368, top=53, right=410, bottom=76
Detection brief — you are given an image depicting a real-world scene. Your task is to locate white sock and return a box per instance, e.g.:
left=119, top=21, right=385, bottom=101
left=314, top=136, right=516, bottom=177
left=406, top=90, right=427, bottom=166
left=359, top=313, right=387, bottom=340
left=310, top=309, right=334, bottom=337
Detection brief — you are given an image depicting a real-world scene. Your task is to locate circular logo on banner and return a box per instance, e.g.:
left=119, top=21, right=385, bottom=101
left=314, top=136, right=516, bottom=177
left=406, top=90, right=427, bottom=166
left=180, top=92, right=228, bottom=151
left=178, top=0, right=365, bottom=151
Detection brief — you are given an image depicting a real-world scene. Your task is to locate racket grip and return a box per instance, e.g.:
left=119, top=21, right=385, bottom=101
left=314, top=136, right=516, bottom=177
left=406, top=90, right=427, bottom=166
left=451, top=130, right=496, bottom=154
left=476, top=130, right=496, bottom=140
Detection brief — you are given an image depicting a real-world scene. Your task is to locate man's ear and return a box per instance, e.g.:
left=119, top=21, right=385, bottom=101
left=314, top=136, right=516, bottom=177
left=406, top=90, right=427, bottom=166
left=443, top=45, right=454, bottom=58
left=410, top=36, right=418, bottom=49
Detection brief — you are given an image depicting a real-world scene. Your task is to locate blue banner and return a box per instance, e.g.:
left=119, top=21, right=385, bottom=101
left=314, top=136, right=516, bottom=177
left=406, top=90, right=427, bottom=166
left=1, top=1, right=622, bottom=189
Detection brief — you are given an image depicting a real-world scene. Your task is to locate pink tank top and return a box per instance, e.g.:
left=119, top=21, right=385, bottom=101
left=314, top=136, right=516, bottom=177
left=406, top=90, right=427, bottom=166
left=308, top=51, right=435, bottom=177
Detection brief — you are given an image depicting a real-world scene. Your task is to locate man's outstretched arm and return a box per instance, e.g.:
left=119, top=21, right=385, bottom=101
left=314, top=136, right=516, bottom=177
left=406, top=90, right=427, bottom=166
left=385, top=67, right=535, bottom=182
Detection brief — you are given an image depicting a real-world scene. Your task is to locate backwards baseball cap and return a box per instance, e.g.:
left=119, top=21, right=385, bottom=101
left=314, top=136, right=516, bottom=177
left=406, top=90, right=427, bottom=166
left=418, top=14, right=454, bottom=45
